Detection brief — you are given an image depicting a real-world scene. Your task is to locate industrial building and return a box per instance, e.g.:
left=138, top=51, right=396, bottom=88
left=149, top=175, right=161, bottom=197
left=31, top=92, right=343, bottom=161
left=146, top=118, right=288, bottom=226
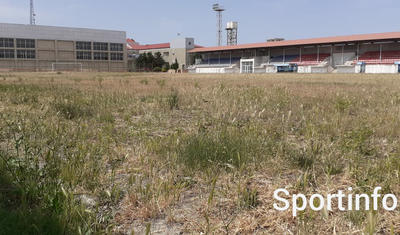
left=0, top=23, right=127, bottom=72
left=127, top=37, right=202, bottom=71
left=188, top=32, right=400, bottom=74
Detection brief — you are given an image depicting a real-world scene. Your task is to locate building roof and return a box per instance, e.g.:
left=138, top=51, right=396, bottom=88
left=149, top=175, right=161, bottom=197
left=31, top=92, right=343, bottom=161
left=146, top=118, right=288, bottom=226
left=126, top=39, right=170, bottom=50
left=0, top=22, right=126, bottom=43
left=127, top=38, right=203, bottom=51
left=189, top=31, right=400, bottom=53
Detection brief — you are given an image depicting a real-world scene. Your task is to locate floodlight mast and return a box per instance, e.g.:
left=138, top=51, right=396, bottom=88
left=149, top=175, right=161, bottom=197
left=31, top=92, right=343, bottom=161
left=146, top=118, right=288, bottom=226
left=30, top=0, right=36, bottom=25
left=213, top=4, right=225, bottom=47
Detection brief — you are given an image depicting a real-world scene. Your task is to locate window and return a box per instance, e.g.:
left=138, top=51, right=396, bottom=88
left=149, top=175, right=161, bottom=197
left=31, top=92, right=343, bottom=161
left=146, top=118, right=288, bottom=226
left=110, top=43, right=123, bottom=51
left=77, top=51, right=92, bottom=60
left=17, top=50, right=35, bottom=59
left=110, top=53, right=123, bottom=61
left=93, top=52, right=108, bottom=60
left=163, top=52, right=169, bottom=57
left=93, top=42, right=108, bottom=51
left=0, top=49, right=14, bottom=58
left=76, top=41, right=91, bottom=50
left=0, top=38, right=14, bottom=48
left=16, top=39, right=35, bottom=48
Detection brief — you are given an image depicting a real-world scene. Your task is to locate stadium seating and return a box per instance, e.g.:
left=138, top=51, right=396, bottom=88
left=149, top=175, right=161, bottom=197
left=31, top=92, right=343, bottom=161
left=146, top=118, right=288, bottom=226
left=200, top=54, right=331, bottom=66
left=357, top=51, right=400, bottom=64
left=200, top=57, right=240, bottom=65
left=291, top=53, right=330, bottom=65
left=270, top=55, right=298, bottom=63
left=269, top=54, right=330, bottom=65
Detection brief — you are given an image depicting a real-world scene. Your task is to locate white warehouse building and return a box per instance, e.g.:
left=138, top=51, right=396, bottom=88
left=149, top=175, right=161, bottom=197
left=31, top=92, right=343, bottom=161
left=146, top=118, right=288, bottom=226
left=0, top=23, right=127, bottom=72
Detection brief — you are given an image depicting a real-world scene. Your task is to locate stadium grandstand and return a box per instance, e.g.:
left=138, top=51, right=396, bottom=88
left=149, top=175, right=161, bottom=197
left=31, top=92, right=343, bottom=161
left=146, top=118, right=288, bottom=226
left=188, top=32, right=400, bottom=74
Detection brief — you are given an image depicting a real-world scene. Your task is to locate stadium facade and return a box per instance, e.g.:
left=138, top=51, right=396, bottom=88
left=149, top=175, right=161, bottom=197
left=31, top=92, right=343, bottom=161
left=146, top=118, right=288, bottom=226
left=188, top=32, right=400, bottom=74
left=0, top=23, right=127, bottom=72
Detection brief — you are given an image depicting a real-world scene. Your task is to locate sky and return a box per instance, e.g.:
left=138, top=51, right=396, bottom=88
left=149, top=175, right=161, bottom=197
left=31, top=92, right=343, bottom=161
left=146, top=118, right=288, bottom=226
left=0, top=0, right=399, bottom=47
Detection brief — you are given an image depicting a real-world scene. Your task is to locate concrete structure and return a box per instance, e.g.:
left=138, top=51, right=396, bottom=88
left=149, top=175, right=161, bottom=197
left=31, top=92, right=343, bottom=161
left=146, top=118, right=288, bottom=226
left=127, top=37, right=201, bottom=71
left=188, top=32, right=400, bottom=74
left=226, top=21, right=238, bottom=46
left=0, top=23, right=127, bottom=72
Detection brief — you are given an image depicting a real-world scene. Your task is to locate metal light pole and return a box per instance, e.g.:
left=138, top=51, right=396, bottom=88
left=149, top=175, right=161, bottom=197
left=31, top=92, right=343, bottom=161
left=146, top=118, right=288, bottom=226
left=213, top=4, right=225, bottom=47
left=30, top=0, right=36, bottom=25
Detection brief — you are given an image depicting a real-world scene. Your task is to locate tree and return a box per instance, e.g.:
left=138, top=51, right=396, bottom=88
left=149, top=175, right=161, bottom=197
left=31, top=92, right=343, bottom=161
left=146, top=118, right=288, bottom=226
left=136, top=54, right=147, bottom=71
left=135, top=52, right=168, bottom=72
left=171, top=59, right=179, bottom=71
left=145, top=53, right=155, bottom=71
left=154, top=52, right=165, bottom=68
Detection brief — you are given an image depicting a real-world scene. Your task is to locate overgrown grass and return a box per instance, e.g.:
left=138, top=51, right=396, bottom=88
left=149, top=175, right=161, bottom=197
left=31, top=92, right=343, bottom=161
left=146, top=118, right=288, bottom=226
left=1, top=73, right=400, bottom=234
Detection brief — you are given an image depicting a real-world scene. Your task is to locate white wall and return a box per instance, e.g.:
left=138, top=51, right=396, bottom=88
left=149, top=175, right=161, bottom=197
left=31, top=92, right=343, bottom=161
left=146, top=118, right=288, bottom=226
left=265, top=65, right=277, bottom=73
left=195, top=67, right=225, bottom=73
left=297, top=66, right=311, bottom=73
left=336, top=65, right=356, bottom=73
left=170, top=37, right=194, bottom=49
left=365, top=64, right=398, bottom=74
left=311, top=66, right=329, bottom=73
left=254, top=67, right=266, bottom=73
left=224, top=67, right=240, bottom=73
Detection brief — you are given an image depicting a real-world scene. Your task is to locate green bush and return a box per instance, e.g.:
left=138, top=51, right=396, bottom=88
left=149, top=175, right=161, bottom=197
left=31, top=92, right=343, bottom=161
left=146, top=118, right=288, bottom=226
left=171, top=59, right=179, bottom=71
left=153, top=67, right=162, bottom=72
left=162, top=63, right=170, bottom=72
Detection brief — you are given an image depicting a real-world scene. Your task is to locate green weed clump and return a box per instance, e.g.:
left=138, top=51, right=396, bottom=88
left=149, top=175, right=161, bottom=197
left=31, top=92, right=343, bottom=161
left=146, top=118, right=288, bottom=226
left=140, top=79, right=149, bottom=85
left=343, top=125, right=375, bottom=156
left=0, top=111, right=115, bottom=234
left=176, top=126, right=265, bottom=172
left=167, top=89, right=179, bottom=110
left=238, top=186, right=258, bottom=209
left=52, top=95, right=94, bottom=120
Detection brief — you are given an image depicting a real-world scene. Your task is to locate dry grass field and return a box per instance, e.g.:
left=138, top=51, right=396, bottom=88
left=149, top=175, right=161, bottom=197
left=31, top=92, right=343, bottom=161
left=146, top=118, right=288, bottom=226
left=1, top=72, right=400, bottom=234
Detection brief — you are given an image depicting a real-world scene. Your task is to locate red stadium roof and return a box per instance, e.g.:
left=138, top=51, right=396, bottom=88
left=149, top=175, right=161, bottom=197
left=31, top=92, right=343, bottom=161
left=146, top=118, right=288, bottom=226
left=127, top=38, right=203, bottom=50
left=189, top=31, right=400, bottom=53
left=127, top=39, right=170, bottom=50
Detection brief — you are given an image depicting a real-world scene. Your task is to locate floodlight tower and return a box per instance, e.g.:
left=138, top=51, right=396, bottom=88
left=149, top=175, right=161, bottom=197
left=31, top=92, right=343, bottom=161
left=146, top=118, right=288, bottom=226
left=30, top=0, right=36, bottom=25
left=226, top=21, right=238, bottom=46
left=213, top=3, right=225, bottom=46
